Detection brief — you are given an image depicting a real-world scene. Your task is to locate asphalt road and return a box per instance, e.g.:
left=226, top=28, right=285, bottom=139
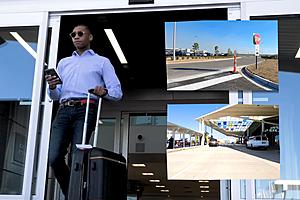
left=167, top=56, right=262, bottom=81
left=167, top=56, right=266, bottom=91
left=167, top=145, right=279, bottom=180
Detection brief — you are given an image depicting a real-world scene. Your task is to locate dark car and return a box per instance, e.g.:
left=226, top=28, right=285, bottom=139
left=209, top=138, right=218, bottom=147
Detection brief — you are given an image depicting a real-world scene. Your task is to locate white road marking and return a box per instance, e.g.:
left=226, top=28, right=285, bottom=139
left=168, top=73, right=242, bottom=90
left=167, top=65, right=247, bottom=84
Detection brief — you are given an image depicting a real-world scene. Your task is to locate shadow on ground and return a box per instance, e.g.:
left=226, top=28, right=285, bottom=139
left=223, top=144, right=280, bottom=163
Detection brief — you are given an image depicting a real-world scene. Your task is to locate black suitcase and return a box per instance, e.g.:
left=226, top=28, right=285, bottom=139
left=68, top=92, right=127, bottom=200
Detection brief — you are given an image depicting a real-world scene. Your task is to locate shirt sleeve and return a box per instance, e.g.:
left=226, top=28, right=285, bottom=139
left=47, top=60, right=63, bottom=101
left=101, top=58, right=123, bottom=101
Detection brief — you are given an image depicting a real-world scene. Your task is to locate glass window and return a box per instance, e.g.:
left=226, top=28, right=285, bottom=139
left=0, top=26, right=39, bottom=194
left=93, top=119, right=116, bottom=152
left=256, top=181, right=300, bottom=199
left=285, top=185, right=300, bottom=199
left=255, top=180, right=275, bottom=199
left=0, top=27, right=38, bottom=100
left=240, top=180, right=246, bottom=199
left=130, top=114, right=167, bottom=126
left=252, top=92, right=279, bottom=105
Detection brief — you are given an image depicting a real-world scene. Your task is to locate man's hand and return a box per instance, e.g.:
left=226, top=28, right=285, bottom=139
left=93, top=86, right=108, bottom=97
left=45, top=75, right=61, bottom=90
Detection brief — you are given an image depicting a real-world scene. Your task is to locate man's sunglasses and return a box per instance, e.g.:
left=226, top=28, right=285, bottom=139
left=69, top=31, right=86, bottom=38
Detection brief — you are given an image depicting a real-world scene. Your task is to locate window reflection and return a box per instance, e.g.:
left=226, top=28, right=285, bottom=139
left=130, top=114, right=166, bottom=126
left=94, top=119, right=116, bottom=152
left=255, top=180, right=275, bottom=199
left=0, top=27, right=38, bottom=194
left=0, top=27, right=38, bottom=100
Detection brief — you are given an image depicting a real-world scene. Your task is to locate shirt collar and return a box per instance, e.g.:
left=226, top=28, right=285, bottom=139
left=72, top=49, right=95, bottom=56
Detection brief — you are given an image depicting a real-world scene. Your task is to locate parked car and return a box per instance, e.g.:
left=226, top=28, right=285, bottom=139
left=165, top=49, right=173, bottom=56
left=246, top=135, right=269, bottom=149
left=209, top=138, right=218, bottom=147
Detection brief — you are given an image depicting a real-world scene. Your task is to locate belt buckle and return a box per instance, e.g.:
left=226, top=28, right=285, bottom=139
left=66, top=100, right=75, bottom=106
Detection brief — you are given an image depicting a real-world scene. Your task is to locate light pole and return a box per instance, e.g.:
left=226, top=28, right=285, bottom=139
left=173, top=21, right=176, bottom=61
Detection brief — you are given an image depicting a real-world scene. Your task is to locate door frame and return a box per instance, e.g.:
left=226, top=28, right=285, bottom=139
left=33, top=15, right=61, bottom=200
left=30, top=4, right=243, bottom=198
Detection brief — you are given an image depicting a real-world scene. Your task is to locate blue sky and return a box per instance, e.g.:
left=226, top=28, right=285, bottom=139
left=0, top=40, right=36, bottom=100
left=168, top=104, right=226, bottom=132
left=168, top=104, right=229, bottom=139
left=165, top=20, right=278, bottom=54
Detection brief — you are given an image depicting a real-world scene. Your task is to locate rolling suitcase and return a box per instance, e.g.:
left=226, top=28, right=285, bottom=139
left=68, top=91, right=127, bottom=200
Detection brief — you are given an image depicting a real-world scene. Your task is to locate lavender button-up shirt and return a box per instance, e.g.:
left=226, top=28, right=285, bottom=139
left=48, top=49, right=122, bottom=102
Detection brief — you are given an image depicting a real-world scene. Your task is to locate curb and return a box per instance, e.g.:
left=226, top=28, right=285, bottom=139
left=241, top=67, right=279, bottom=91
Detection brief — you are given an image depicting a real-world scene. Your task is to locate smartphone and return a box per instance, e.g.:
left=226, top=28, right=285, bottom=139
left=44, top=68, right=63, bottom=84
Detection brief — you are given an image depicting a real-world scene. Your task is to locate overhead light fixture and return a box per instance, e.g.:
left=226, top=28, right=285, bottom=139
left=199, top=180, right=209, bottom=183
left=200, top=190, right=209, bottom=193
left=104, top=29, right=128, bottom=64
left=296, top=47, right=300, bottom=58
left=200, top=186, right=210, bottom=189
left=149, top=179, right=160, bottom=183
left=160, top=189, right=169, bottom=193
left=132, top=164, right=146, bottom=167
left=10, top=32, right=37, bottom=59
left=155, top=185, right=165, bottom=188
left=142, top=172, right=154, bottom=176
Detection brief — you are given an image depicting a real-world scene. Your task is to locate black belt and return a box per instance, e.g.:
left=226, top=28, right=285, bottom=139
left=60, top=99, right=96, bottom=107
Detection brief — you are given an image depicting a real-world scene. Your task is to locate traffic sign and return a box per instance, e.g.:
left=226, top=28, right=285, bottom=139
left=253, top=33, right=261, bottom=45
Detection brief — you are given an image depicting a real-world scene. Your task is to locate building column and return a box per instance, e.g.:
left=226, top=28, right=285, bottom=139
left=182, top=132, right=185, bottom=148
left=172, top=132, right=175, bottom=148
left=200, top=120, right=205, bottom=146
left=261, top=121, right=265, bottom=135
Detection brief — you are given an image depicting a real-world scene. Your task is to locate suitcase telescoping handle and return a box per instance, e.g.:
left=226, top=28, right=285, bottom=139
left=81, top=89, right=102, bottom=147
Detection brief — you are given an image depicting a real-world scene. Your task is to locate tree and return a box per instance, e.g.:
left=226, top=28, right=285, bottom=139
left=192, top=42, right=199, bottom=52
left=214, top=46, right=219, bottom=56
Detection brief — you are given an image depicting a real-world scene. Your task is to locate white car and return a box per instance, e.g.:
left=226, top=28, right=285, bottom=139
left=246, top=135, right=269, bottom=149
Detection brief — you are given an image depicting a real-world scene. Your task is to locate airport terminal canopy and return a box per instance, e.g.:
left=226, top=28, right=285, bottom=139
left=168, top=122, right=202, bottom=137
left=195, top=104, right=279, bottom=136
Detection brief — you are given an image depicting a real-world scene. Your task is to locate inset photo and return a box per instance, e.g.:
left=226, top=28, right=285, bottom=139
left=165, top=20, right=278, bottom=91
left=167, top=104, right=280, bottom=180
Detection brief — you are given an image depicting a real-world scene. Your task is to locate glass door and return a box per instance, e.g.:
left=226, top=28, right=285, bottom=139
left=0, top=12, right=48, bottom=200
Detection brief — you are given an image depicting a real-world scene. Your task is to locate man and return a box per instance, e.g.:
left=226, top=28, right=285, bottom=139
left=45, top=24, right=122, bottom=198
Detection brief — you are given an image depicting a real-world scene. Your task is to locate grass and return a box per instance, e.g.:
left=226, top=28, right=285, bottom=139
left=246, top=59, right=278, bottom=83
